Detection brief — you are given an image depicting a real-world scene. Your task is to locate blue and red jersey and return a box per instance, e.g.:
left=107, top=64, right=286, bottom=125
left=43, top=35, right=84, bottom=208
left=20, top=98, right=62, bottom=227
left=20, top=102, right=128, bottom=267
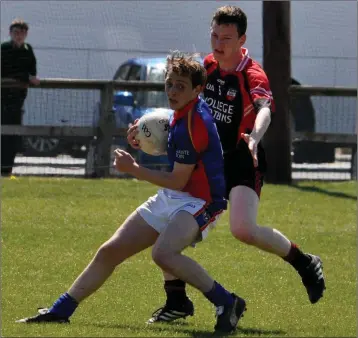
left=167, top=97, right=227, bottom=212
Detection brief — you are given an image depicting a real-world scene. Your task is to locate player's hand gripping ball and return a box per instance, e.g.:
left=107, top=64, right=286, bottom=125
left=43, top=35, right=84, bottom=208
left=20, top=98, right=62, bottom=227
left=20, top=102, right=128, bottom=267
left=135, top=110, right=170, bottom=156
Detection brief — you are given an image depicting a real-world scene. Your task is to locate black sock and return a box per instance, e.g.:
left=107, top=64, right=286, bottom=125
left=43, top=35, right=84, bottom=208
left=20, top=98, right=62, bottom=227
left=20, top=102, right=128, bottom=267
left=164, top=279, right=188, bottom=306
left=283, top=242, right=312, bottom=273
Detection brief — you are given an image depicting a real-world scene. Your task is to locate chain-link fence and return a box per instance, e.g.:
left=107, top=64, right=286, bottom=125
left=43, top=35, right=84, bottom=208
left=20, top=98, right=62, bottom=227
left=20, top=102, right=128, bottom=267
left=1, top=79, right=356, bottom=181
left=1, top=78, right=167, bottom=178
left=290, top=85, right=356, bottom=181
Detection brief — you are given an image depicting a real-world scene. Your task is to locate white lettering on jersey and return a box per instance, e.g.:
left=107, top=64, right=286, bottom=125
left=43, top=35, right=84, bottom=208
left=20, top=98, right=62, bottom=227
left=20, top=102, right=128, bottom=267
left=212, top=110, right=232, bottom=123
left=206, top=83, right=215, bottom=91
left=205, top=97, right=234, bottom=113
left=205, top=97, right=235, bottom=124
left=176, top=149, right=190, bottom=159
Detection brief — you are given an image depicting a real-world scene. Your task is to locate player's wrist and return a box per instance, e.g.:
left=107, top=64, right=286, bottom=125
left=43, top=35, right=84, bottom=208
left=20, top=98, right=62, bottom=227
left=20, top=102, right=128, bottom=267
left=249, top=132, right=260, bottom=144
left=130, top=162, right=141, bottom=176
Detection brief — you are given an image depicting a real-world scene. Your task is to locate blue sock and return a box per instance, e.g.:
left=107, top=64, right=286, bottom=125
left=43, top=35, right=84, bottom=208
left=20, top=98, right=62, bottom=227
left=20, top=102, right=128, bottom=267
left=204, top=281, right=234, bottom=307
left=48, top=293, right=78, bottom=318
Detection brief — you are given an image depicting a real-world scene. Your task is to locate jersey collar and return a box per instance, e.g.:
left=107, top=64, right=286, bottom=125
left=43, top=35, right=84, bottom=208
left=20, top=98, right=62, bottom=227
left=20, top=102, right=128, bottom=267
left=173, top=97, right=199, bottom=120
left=11, top=41, right=27, bottom=49
left=235, top=48, right=250, bottom=71
left=217, top=47, right=250, bottom=75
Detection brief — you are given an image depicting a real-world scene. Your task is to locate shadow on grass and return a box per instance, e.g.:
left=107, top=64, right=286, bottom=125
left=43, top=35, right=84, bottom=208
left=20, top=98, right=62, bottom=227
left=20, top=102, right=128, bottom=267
left=236, top=326, right=285, bottom=336
left=291, top=183, right=356, bottom=201
left=89, top=321, right=285, bottom=337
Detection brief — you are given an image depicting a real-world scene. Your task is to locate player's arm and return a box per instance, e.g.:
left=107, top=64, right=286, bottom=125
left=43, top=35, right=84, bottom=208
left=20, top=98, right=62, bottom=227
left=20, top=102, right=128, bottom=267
left=28, top=45, right=37, bottom=77
left=250, top=106, right=271, bottom=143
left=1, top=43, right=11, bottom=79
left=27, top=44, right=40, bottom=85
left=116, top=115, right=206, bottom=189
left=247, top=68, right=274, bottom=143
left=131, top=162, right=195, bottom=191
left=131, top=126, right=202, bottom=190
left=134, top=115, right=208, bottom=190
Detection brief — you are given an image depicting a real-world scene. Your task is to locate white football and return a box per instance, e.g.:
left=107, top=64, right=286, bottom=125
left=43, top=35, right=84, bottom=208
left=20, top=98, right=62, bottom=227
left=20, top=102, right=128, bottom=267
left=135, top=110, right=171, bottom=156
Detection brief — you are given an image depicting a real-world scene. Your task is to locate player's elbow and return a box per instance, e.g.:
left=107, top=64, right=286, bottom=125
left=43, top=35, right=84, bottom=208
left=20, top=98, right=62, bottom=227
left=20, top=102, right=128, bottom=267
left=170, top=180, right=187, bottom=191
left=169, top=175, right=188, bottom=191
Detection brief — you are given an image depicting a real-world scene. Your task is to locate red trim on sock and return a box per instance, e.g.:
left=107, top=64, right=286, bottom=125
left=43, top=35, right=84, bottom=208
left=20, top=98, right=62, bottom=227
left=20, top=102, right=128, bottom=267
left=283, top=242, right=299, bottom=262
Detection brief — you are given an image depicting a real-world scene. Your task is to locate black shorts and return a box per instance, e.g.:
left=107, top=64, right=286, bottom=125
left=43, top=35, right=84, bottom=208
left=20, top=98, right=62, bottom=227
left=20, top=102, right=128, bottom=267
left=224, top=139, right=267, bottom=199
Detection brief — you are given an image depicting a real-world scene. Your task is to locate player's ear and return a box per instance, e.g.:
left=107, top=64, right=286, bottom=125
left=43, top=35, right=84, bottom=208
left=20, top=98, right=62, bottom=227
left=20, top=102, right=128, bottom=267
left=193, top=84, right=203, bottom=97
left=239, top=33, right=246, bottom=46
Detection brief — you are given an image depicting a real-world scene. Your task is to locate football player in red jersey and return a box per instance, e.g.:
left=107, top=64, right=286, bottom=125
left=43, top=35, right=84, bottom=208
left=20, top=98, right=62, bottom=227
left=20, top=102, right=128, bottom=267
left=128, top=6, right=326, bottom=324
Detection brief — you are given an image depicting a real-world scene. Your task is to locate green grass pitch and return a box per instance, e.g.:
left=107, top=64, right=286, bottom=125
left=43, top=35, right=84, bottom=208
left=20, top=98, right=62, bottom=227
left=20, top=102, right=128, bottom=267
left=1, top=177, right=356, bottom=337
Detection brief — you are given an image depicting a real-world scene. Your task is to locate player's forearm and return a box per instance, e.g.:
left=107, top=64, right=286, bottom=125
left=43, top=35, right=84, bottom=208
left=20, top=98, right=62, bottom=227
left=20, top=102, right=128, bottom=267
left=29, top=48, right=37, bottom=76
left=250, top=107, right=271, bottom=143
left=131, top=164, right=185, bottom=190
left=29, top=59, right=37, bottom=77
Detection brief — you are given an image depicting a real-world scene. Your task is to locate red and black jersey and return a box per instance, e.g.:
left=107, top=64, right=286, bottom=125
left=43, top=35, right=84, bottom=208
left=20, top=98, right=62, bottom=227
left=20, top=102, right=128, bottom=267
left=203, top=48, right=274, bottom=154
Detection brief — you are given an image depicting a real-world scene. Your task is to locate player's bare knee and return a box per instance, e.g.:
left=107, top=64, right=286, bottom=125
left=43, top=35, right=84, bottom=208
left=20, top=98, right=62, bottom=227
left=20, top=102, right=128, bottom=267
left=230, top=221, right=256, bottom=245
left=151, top=246, right=175, bottom=270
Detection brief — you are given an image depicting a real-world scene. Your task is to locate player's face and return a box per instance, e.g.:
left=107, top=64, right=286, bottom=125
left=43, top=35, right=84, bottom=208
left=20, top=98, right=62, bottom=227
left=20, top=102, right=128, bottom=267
left=10, top=28, right=27, bottom=46
left=165, top=71, right=201, bottom=110
left=210, top=22, right=246, bottom=65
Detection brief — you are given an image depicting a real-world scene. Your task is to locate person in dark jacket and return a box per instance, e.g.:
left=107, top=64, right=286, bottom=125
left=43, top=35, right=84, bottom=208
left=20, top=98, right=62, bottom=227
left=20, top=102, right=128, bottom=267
left=1, top=18, right=40, bottom=176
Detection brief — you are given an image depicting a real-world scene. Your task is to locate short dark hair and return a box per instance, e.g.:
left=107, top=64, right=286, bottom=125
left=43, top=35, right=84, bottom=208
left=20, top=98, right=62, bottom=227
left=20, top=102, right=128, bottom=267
left=10, top=18, right=29, bottom=32
left=165, top=51, right=207, bottom=88
left=211, top=6, right=247, bottom=37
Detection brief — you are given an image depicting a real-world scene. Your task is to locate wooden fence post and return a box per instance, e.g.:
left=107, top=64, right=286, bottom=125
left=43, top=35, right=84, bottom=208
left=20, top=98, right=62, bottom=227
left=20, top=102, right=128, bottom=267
left=351, top=145, right=357, bottom=180
left=95, top=83, right=115, bottom=178
left=263, top=1, right=292, bottom=184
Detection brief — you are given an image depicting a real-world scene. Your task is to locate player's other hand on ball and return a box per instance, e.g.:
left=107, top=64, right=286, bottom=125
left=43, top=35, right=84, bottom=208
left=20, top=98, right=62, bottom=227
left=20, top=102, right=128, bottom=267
left=113, top=148, right=138, bottom=173
left=127, top=119, right=141, bottom=150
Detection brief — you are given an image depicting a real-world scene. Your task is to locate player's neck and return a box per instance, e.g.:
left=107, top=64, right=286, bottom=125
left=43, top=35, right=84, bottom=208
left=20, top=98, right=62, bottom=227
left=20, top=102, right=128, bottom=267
left=177, top=97, right=199, bottom=112
left=218, top=51, right=244, bottom=72
left=175, top=97, right=199, bottom=119
left=11, top=40, right=25, bottom=48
